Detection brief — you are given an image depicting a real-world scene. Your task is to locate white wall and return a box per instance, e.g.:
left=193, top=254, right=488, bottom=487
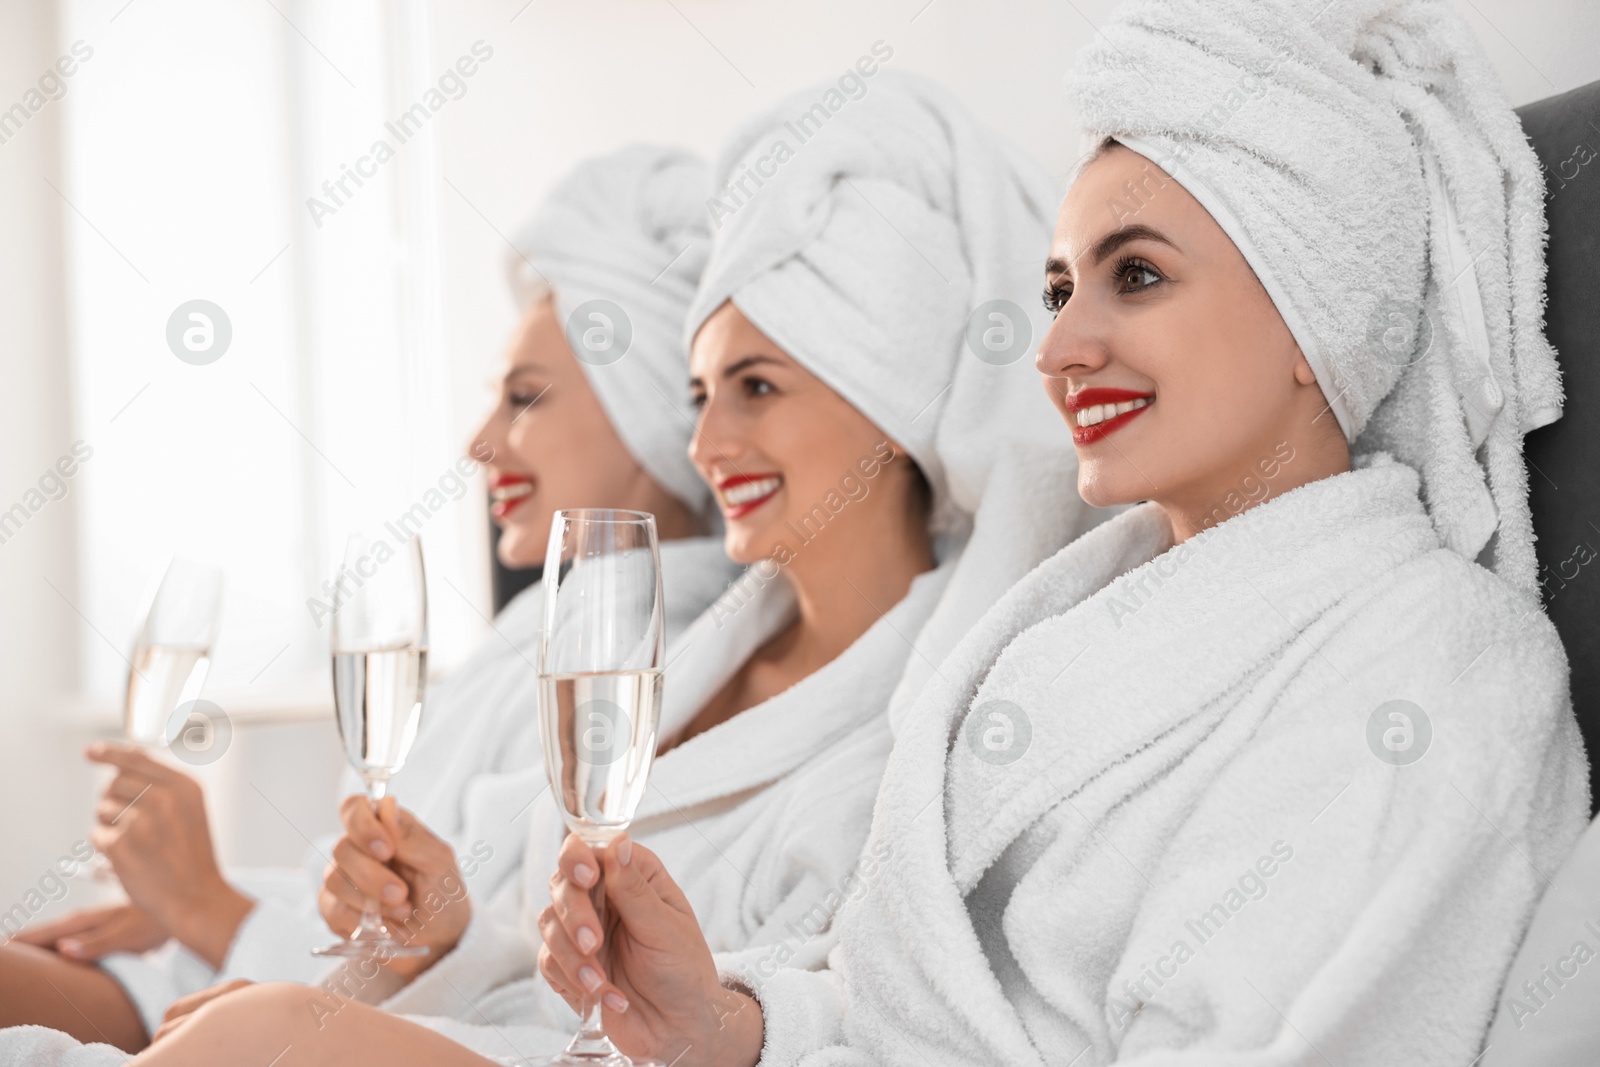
left=1, top=0, right=1597, bottom=912
left=0, top=0, right=99, bottom=917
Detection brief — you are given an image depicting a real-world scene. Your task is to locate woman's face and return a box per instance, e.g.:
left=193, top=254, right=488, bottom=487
left=1036, top=144, right=1335, bottom=524
left=689, top=301, right=922, bottom=568
left=470, top=296, right=661, bottom=568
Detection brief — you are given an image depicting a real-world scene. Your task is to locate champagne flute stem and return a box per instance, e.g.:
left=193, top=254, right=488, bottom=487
left=577, top=858, right=609, bottom=1043
left=356, top=779, right=389, bottom=939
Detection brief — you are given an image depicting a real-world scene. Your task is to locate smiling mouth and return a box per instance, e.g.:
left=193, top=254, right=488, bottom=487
left=1066, top=389, right=1155, bottom=445
left=490, top=478, right=534, bottom=520
left=717, top=474, right=783, bottom=519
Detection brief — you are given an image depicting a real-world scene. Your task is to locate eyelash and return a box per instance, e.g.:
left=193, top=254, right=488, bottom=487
left=690, top=376, right=775, bottom=410
left=1041, top=255, right=1164, bottom=314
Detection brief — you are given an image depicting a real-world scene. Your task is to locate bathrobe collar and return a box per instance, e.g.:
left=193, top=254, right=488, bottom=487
left=839, top=454, right=1444, bottom=1066
left=635, top=559, right=954, bottom=820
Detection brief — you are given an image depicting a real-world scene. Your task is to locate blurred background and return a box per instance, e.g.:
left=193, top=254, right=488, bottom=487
left=2, top=0, right=1597, bottom=914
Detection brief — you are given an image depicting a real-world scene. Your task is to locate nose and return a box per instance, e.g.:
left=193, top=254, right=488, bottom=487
left=468, top=403, right=502, bottom=470
left=688, top=388, right=747, bottom=476
left=1035, top=297, right=1111, bottom=383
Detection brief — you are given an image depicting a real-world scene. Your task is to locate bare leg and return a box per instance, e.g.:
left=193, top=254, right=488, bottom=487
left=133, top=982, right=503, bottom=1067
left=0, top=940, right=147, bottom=1053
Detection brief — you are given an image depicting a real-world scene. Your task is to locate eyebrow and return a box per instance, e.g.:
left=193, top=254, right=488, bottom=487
left=503, top=363, right=549, bottom=383
left=1045, top=223, right=1180, bottom=280
left=690, top=353, right=784, bottom=388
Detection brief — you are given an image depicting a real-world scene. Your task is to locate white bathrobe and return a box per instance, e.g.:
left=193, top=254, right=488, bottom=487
left=360, top=560, right=959, bottom=1064
left=737, top=455, right=1590, bottom=1066
left=87, top=535, right=736, bottom=1042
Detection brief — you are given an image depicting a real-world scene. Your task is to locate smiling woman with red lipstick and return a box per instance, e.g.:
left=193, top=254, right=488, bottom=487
left=0, top=146, right=744, bottom=1060
left=471, top=293, right=703, bottom=568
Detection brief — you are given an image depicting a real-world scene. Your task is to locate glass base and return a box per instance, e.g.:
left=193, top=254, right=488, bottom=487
left=538, top=1027, right=662, bottom=1067
left=539, top=1050, right=661, bottom=1067
left=311, top=937, right=429, bottom=959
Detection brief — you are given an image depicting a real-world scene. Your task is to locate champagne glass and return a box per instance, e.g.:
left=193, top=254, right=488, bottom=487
left=90, top=556, right=224, bottom=881
left=313, top=532, right=430, bottom=959
left=538, top=509, right=665, bottom=1067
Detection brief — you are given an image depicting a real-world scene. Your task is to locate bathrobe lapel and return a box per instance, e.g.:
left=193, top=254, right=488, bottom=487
left=836, top=458, right=1446, bottom=1066
left=944, top=465, right=1440, bottom=890
left=636, top=562, right=953, bottom=820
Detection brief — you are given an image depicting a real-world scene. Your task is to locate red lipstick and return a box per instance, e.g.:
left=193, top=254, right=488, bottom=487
left=716, top=472, right=783, bottom=520
left=489, top=473, right=535, bottom=520
left=1066, top=387, right=1155, bottom=446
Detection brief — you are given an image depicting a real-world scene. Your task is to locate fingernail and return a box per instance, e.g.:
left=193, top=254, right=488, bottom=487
left=573, top=862, right=596, bottom=887
left=59, top=939, right=84, bottom=956
left=603, top=991, right=629, bottom=1013
left=370, top=838, right=392, bottom=860
left=577, top=927, right=598, bottom=954
left=382, top=883, right=406, bottom=902
left=579, top=966, right=602, bottom=993
left=617, top=838, right=632, bottom=867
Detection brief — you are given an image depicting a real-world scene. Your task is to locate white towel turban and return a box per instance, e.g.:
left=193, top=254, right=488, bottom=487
left=685, top=70, right=1067, bottom=540
left=508, top=145, right=712, bottom=514
left=1065, top=0, right=1562, bottom=602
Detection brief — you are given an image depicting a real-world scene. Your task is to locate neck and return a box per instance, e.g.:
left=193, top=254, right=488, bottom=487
left=1161, top=406, right=1351, bottom=544
left=771, top=506, right=934, bottom=672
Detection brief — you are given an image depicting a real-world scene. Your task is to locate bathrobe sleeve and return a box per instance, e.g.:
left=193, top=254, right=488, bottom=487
left=1102, top=573, right=1589, bottom=1064
left=214, top=896, right=339, bottom=984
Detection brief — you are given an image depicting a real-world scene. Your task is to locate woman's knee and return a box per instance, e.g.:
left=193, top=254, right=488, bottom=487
left=188, top=982, right=321, bottom=1043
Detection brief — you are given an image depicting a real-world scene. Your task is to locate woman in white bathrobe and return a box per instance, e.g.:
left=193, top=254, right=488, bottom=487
left=98, top=73, right=1102, bottom=1067
left=0, top=145, right=737, bottom=1054
left=514, top=4, right=1592, bottom=1066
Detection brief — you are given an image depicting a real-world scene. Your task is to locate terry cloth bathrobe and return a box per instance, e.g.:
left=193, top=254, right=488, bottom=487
left=718, top=1, right=1592, bottom=1064
left=347, top=71, right=1107, bottom=1061
left=0, top=144, right=735, bottom=1058
left=737, top=455, right=1589, bottom=1066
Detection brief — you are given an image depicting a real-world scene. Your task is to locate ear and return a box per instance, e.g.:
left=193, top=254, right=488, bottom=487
left=1291, top=346, right=1318, bottom=387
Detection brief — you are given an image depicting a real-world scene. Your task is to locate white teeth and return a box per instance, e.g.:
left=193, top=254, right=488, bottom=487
left=1076, top=396, right=1151, bottom=428
left=722, top=477, right=782, bottom=506
left=491, top=482, right=533, bottom=502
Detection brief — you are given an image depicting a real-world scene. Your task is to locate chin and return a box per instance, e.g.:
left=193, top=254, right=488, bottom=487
left=496, top=526, right=549, bottom=570
left=1075, top=463, right=1137, bottom=509
left=721, top=519, right=787, bottom=568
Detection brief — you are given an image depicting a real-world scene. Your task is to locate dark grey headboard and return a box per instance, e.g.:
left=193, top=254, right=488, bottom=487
left=1516, top=79, right=1600, bottom=812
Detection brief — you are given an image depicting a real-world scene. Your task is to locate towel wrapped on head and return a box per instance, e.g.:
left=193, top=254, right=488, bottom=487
left=687, top=69, right=1070, bottom=540
left=508, top=145, right=712, bottom=514
left=1065, top=0, right=1561, bottom=602
left=686, top=70, right=1103, bottom=714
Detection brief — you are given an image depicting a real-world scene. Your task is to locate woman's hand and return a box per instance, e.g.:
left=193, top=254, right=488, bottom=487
left=537, top=833, right=765, bottom=1067
left=14, top=902, right=170, bottom=961
left=319, top=794, right=471, bottom=980
left=86, top=743, right=253, bottom=969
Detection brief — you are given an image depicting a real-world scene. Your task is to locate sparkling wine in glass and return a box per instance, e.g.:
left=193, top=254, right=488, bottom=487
left=313, top=532, right=430, bottom=960
left=538, top=509, right=665, bottom=1067
left=91, top=557, right=223, bottom=881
